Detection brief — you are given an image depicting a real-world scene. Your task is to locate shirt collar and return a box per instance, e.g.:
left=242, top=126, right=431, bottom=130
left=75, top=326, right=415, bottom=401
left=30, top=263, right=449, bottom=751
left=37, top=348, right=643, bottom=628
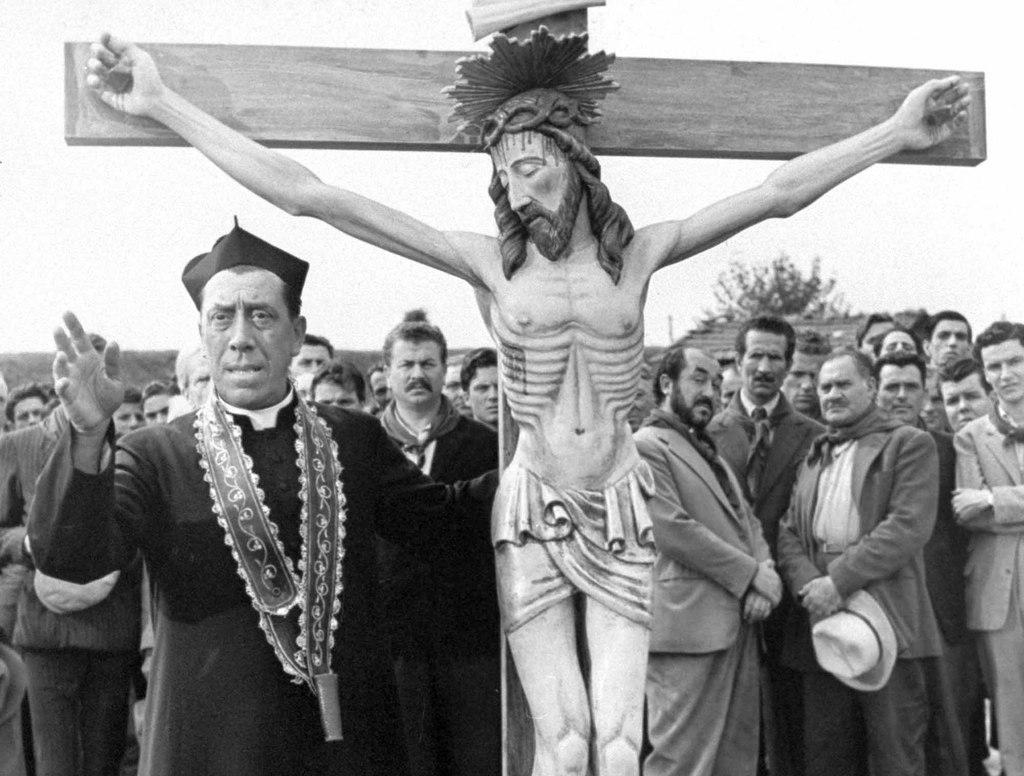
left=218, top=388, right=295, bottom=431
left=740, top=390, right=780, bottom=419
left=998, top=402, right=1023, bottom=429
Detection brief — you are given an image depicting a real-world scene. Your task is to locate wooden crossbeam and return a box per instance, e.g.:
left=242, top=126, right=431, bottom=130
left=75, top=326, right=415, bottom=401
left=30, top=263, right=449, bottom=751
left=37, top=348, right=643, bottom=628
left=65, top=42, right=986, bottom=165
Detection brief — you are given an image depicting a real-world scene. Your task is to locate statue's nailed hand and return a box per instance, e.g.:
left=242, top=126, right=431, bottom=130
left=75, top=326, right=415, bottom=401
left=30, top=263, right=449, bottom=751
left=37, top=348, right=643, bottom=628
left=53, top=312, right=124, bottom=436
left=893, top=75, right=971, bottom=151
left=85, top=33, right=165, bottom=116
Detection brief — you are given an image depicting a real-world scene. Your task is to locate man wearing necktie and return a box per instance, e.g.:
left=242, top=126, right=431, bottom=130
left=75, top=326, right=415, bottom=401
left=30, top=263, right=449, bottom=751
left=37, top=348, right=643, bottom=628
left=708, top=316, right=822, bottom=776
left=953, top=320, right=1024, bottom=776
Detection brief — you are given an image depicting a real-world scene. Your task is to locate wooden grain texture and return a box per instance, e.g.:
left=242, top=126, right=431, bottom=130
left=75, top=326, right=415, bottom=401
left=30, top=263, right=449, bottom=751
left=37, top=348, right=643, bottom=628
left=65, top=41, right=985, bottom=164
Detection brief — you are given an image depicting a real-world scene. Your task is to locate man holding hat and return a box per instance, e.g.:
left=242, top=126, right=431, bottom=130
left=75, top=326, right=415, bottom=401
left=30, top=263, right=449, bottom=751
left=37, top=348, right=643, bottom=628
left=777, top=347, right=944, bottom=776
left=25, top=221, right=494, bottom=776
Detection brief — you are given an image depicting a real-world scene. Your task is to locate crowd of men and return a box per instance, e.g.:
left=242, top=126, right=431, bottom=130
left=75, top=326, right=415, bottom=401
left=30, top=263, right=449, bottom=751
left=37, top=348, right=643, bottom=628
left=1, top=300, right=1021, bottom=776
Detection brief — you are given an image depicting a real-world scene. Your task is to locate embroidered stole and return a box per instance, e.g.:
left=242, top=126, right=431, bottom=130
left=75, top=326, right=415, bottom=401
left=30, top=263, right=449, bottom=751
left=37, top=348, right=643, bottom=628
left=195, top=392, right=347, bottom=741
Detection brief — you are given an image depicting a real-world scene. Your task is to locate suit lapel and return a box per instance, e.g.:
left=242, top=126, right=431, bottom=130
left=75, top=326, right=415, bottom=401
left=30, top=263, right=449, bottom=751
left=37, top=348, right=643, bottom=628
left=662, top=431, right=743, bottom=522
left=981, top=418, right=1023, bottom=484
left=758, top=399, right=800, bottom=498
left=850, top=432, right=888, bottom=509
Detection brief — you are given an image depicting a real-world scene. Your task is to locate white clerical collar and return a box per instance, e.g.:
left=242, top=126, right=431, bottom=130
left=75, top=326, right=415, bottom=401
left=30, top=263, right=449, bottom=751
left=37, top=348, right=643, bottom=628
left=740, top=390, right=779, bottom=418
left=218, top=388, right=295, bottom=431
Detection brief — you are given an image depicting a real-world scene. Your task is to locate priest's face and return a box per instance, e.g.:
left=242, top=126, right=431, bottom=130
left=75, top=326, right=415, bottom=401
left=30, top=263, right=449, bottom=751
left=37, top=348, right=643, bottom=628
left=200, top=267, right=306, bottom=410
left=491, top=131, right=582, bottom=261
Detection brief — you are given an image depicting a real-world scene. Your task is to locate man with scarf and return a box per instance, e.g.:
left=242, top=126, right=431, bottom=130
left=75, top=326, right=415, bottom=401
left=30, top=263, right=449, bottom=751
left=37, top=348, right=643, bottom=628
left=777, top=347, right=944, bottom=776
left=25, top=221, right=494, bottom=776
left=376, top=310, right=500, bottom=776
left=953, top=321, right=1024, bottom=776
left=636, top=346, right=780, bottom=776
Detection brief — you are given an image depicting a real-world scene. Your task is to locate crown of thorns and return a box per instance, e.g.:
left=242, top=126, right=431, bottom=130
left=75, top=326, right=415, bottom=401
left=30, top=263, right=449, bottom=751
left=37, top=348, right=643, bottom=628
left=445, top=27, right=619, bottom=147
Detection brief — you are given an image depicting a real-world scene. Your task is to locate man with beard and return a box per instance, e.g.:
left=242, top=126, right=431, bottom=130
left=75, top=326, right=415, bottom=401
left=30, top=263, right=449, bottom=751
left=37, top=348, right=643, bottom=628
left=84, top=28, right=968, bottom=774
left=377, top=311, right=500, bottom=776
left=708, top=315, right=823, bottom=775
left=874, top=351, right=981, bottom=776
left=939, top=356, right=993, bottom=433
left=777, top=348, right=943, bottom=776
left=636, top=346, right=780, bottom=776
left=782, top=327, right=830, bottom=422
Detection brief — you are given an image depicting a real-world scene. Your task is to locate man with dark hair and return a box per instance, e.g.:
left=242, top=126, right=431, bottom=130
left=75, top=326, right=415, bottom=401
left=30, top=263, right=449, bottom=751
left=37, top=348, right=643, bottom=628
left=719, top=363, right=742, bottom=409
left=86, top=27, right=968, bottom=772
left=26, top=223, right=495, bottom=776
left=637, top=346, right=779, bottom=776
left=874, top=350, right=981, bottom=776
left=459, top=348, right=499, bottom=430
left=367, top=363, right=389, bottom=414
left=142, top=380, right=172, bottom=425
left=311, top=361, right=366, bottom=411
left=938, top=357, right=993, bottom=433
left=291, top=333, right=334, bottom=377
left=113, top=386, right=145, bottom=438
left=377, top=312, right=500, bottom=776
left=856, top=313, right=896, bottom=357
left=953, top=320, right=1024, bottom=776
left=778, top=347, right=943, bottom=776
left=783, top=327, right=831, bottom=422
left=5, top=383, right=49, bottom=431
left=926, top=311, right=972, bottom=371
left=708, top=314, right=822, bottom=774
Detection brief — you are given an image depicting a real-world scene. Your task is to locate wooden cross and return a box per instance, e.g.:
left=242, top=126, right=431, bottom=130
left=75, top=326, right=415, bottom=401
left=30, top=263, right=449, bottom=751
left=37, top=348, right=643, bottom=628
left=63, top=8, right=986, bottom=775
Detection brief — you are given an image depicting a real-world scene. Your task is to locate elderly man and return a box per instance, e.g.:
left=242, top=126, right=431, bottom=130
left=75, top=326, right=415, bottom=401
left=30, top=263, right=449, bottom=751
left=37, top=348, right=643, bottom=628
left=85, top=29, right=968, bottom=774
left=708, top=315, right=822, bottom=775
left=953, top=321, right=1024, bottom=776
left=778, top=348, right=944, bottom=776
left=377, top=313, right=500, bottom=776
left=637, top=346, right=779, bottom=776
left=26, top=222, right=494, bottom=776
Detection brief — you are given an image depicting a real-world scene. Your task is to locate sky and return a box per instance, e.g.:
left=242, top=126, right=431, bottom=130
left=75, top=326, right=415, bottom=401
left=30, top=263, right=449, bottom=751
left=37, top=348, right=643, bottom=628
left=1, top=0, right=1019, bottom=355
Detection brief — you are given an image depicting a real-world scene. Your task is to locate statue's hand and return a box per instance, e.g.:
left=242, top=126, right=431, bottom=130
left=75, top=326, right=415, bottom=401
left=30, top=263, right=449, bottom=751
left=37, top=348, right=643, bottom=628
left=85, top=33, right=166, bottom=117
left=892, top=75, right=971, bottom=151
left=52, top=312, right=124, bottom=435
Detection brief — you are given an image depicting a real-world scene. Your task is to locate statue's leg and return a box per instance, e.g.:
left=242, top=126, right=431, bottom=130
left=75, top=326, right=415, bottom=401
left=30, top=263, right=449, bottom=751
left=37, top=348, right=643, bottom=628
left=506, top=597, right=590, bottom=776
left=585, top=599, right=648, bottom=776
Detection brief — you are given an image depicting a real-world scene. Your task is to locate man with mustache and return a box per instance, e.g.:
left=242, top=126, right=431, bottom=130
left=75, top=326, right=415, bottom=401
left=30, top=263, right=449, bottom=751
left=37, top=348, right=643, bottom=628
left=778, top=348, right=944, bottom=776
left=83, top=28, right=969, bottom=774
left=636, top=345, right=780, bottom=776
left=377, top=311, right=500, bottom=776
left=874, top=351, right=980, bottom=776
left=708, top=315, right=823, bottom=775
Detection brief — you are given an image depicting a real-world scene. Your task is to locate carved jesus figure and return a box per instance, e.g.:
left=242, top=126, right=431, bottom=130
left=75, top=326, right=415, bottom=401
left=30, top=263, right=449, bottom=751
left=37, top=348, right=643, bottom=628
left=85, top=30, right=968, bottom=776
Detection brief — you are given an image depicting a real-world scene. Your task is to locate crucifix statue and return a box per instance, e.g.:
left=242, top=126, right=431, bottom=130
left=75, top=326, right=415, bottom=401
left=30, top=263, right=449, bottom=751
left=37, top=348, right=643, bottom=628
left=78, top=5, right=973, bottom=774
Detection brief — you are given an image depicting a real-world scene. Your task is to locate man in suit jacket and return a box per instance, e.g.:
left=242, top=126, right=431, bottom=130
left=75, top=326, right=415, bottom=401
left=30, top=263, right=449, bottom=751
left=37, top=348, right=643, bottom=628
left=778, top=348, right=944, bottom=776
left=377, top=313, right=500, bottom=776
left=953, top=321, right=1024, bottom=776
left=637, top=346, right=782, bottom=776
left=708, top=315, right=822, bottom=776
left=874, top=351, right=977, bottom=776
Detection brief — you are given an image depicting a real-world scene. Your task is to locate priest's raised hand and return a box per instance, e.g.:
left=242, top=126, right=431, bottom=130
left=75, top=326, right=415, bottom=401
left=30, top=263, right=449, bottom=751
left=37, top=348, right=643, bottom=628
left=52, top=311, right=124, bottom=447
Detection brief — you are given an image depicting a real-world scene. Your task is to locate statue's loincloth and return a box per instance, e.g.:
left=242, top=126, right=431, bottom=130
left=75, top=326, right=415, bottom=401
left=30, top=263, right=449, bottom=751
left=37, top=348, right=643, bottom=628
left=492, top=458, right=657, bottom=633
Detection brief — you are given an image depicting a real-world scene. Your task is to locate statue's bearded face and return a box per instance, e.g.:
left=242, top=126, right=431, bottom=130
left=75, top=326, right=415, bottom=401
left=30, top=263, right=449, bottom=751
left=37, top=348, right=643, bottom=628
left=491, top=131, right=583, bottom=261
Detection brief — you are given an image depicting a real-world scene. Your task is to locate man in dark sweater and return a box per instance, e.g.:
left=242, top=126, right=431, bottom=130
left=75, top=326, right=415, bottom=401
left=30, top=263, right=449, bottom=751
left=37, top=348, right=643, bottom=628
left=26, top=222, right=494, bottom=776
left=377, top=312, right=500, bottom=776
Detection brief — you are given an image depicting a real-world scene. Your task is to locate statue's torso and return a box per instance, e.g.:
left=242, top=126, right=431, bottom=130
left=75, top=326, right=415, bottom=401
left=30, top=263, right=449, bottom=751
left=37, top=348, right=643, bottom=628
left=488, top=253, right=646, bottom=489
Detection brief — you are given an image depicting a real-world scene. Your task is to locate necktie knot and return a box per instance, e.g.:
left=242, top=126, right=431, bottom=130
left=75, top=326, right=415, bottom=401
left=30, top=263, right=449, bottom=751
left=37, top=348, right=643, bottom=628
left=751, top=407, right=768, bottom=422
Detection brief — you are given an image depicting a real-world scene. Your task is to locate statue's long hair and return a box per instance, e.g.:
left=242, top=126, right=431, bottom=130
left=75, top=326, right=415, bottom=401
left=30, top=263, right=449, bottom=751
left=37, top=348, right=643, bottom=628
left=488, top=124, right=634, bottom=284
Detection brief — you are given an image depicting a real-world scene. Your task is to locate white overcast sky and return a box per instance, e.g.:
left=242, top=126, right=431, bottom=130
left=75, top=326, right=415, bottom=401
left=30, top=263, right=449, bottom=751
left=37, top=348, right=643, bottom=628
left=1, top=0, right=1018, bottom=353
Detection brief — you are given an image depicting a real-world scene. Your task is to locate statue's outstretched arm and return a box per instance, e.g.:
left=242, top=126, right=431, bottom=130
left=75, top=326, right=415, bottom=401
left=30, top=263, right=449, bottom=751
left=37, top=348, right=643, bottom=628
left=86, top=34, right=495, bottom=288
left=640, top=76, right=970, bottom=274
